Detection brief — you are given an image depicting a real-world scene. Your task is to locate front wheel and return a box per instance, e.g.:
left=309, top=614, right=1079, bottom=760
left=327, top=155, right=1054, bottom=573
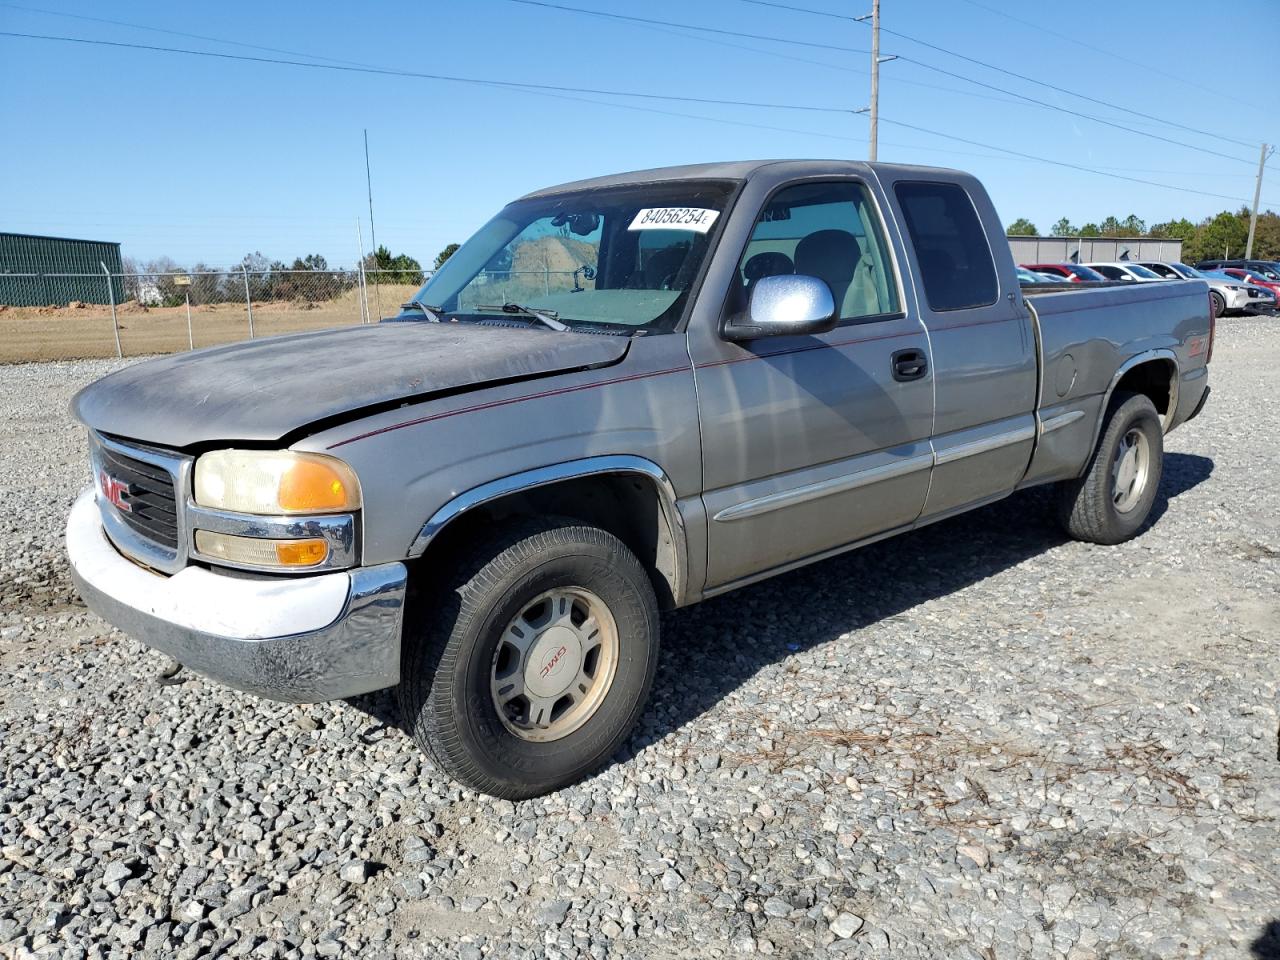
left=398, top=519, right=660, bottom=799
left=1055, top=391, right=1164, bottom=544
left=1209, top=290, right=1226, bottom=318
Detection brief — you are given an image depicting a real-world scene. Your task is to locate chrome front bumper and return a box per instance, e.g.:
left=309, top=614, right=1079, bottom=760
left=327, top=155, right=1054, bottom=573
left=66, top=490, right=406, bottom=703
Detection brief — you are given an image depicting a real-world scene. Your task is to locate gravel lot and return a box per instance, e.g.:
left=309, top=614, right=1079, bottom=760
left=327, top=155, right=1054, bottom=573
left=2, top=319, right=1277, bottom=959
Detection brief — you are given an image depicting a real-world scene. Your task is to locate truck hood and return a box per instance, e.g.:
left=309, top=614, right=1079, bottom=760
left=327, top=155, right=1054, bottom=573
left=72, top=322, right=630, bottom=448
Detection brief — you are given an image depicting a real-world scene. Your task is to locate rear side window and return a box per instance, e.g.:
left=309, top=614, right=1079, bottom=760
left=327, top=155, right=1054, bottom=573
left=894, top=181, right=998, bottom=311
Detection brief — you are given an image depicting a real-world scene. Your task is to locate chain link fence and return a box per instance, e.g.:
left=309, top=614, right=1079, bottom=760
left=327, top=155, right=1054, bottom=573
left=0, top=268, right=429, bottom=362
left=0, top=265, right=605, bottom=363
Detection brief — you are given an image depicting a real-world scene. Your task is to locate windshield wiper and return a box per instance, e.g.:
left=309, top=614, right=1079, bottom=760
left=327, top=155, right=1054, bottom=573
left=400, top=300, right=446, bottom=322
left=476, top=302, right=569, bottom=331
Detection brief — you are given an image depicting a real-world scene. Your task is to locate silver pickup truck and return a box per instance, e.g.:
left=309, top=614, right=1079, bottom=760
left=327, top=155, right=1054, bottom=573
left=67, top=160, right=1213, bottom=798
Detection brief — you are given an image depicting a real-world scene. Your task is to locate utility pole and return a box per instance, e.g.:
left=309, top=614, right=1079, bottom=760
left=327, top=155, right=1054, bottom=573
left=364, top=129, right=378, bottom=257
left=869, top=0, right=880, bottom=161
left=1246, top=142, right=1274, bottom=259
left=855, top=1, right=895, bottom=162
left=364, top=128, right=383, bottom=321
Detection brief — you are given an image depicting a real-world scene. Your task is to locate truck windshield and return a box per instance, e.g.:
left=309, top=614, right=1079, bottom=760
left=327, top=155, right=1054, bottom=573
left=406, top=180, right=736, bottom=334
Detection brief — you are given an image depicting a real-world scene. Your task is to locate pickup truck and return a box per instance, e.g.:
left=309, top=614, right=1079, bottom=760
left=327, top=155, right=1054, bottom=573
left=67, top=160, right=1213, bottom=799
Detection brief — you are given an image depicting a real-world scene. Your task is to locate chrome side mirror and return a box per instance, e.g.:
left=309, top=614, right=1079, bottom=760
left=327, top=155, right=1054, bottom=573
left=722, top=274, right=838, bottom=342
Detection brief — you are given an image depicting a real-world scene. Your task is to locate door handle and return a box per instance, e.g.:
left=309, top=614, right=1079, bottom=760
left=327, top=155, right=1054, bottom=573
left=892, top=348, right=928, bottom=382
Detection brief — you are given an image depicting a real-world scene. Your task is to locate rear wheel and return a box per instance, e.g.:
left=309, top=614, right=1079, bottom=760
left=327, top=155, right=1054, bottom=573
left=398, top=518, right=660, bottom=799
left=1056, top=391, right=1164, bottom=544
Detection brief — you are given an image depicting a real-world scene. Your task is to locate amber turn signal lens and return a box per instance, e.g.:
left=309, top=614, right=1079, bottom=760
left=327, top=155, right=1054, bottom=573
left=274, top=538, right=329, bottom=567
left=195, top=531, right=330, bottom=568
left=277, top=458, right=354, bottom=513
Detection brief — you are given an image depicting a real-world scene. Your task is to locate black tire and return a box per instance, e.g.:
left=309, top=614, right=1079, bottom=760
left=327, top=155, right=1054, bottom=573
left=1056, top=391, right=1164, bottom=545
left=1209, top=290, right=1225, bottom=318
left=397, top=518, right=660, bottom=799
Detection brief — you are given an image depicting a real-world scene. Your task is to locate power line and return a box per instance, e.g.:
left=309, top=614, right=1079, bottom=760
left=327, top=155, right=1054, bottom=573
left=12, top=0, right=1257, bottom=166
left=887, top=55, right=1254, bottom=166
left=502, top=0, right=869, bottom=54
left=0, top=24, right=997, bottom=171
left=847, top=18, right=1260, bottom=152
left=0, top=31, right=860, bottom=115
left=503, top=0, right=1257, bottom=163
left=725, top=0, right=1257, bottom=148
left=0, top=1, right=369, bottom=67
left=874, top=114, right=1271, bottom=206
left=951, top=0, right=1238, bottom=101
left=3, top=28, right=1275, bottom=209
left=597, top=7, right=1234, bottom=154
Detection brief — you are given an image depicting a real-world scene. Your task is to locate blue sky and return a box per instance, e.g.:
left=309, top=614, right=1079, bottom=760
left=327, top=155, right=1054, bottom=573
left=1, top=0, right=1276, bottom=268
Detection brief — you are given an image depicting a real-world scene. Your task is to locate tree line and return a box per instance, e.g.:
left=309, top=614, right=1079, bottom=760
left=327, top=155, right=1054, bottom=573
left=118, top=244, right=460, bottom=307
left=1006, top=207, right=1280, bottom=263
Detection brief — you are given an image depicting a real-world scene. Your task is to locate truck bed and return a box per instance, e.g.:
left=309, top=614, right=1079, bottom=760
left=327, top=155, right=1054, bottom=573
left=1019, top=278, right=1212, bottom=489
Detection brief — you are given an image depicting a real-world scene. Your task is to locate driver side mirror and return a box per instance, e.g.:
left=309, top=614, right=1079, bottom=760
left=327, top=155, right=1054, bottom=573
left=722, top=274, right=838, bottom=342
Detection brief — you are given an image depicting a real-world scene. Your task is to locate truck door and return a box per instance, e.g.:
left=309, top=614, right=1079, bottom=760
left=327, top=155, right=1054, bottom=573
left=887, top=178, right=1038, bottom=520
left=689, top=178, right=934, bottom=590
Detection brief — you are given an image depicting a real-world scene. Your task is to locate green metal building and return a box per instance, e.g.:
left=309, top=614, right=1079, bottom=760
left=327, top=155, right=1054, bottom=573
left=0, top=232, right=125, bottom=306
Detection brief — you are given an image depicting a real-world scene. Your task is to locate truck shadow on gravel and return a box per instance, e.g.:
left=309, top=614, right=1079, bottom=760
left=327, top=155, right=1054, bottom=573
left=619, top=451, right=1213, bottom=757
left=1254, top=920, right=1280, bottom=960
left=349, top=452, right=1213, bottom=764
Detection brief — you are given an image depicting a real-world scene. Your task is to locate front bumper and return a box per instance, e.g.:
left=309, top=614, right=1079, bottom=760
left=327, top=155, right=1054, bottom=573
left=66, top=490, right=406, bottom=703
left=1220, top=287, right=1247, bottom=311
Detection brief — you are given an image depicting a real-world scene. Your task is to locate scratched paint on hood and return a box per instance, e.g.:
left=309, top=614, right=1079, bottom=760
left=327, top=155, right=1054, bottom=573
left=72, top=322, right=628, bottom=448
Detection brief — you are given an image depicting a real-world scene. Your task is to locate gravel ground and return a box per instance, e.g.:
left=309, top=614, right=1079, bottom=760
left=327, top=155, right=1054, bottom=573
left=1, top=321, right=1278, bottom=960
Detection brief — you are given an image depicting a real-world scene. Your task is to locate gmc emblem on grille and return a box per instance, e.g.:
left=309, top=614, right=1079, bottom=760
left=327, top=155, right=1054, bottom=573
left=98, top=470, right=132, bottom=513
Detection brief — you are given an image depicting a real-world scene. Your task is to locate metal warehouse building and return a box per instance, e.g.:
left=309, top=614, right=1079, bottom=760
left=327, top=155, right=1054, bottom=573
left=0, top=232, right=125, bottom=306
left=1008, top=235, right=1184, bottom=265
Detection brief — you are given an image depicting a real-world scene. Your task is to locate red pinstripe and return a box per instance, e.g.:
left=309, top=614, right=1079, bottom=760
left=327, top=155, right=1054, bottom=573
left=326, top=316, right=1013, bottom=449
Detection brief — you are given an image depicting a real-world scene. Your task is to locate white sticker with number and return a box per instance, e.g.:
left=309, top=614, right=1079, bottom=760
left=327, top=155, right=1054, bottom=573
left=628, top=207, right=720, bottom=233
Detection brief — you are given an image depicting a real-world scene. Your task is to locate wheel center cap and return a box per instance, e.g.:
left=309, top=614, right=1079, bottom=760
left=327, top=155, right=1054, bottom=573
left=1117, top=446, right=1138, bottom=491
left=524, top=625, right=582, bottom=699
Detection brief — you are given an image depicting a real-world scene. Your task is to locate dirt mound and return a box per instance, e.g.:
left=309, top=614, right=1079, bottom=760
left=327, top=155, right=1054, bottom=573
left=511, top=236, right=597, bottom=275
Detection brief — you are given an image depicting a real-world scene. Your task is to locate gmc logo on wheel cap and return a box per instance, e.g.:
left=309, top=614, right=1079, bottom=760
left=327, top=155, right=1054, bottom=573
left=540, top=645, right=568, bottom=679
left=99, top=470, right=132, bottom=513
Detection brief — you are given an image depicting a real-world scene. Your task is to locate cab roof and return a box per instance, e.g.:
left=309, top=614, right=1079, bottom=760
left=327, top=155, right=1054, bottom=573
left=518, top=159, right=969, bottom=200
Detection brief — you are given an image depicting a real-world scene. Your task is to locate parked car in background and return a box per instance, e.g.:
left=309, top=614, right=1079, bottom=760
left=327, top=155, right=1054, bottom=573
left=1139, top=261, right=1267, bottom=316
left=1084, top=262, right=1168, bottom=283
left=1015, top=265, right=1070, bottom=284
left=1138, top=261, right=1203, bottom=281
left=1195, top=259, right=1280, bottom=281
left=1023, top=263, right=1108, bottom=283
left=1219, top=267, right=1280, bottom=301
left=1203, top=270, right=1277, bottom=314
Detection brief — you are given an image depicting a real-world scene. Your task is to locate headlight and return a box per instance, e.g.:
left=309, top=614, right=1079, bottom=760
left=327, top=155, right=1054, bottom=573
left=1226, top=285, right=1243, bottom=291
left=194, top=450, right=361, bottom=515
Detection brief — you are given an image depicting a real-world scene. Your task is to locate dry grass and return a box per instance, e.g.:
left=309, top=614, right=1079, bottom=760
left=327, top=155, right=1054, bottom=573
left=707, top=693, right=1251, bottom=831
left=0, top=284, right=421, bottom=363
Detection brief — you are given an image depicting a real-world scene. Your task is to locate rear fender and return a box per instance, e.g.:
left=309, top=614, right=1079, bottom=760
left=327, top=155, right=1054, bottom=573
left=1084, top=349, right=1178, bottom=459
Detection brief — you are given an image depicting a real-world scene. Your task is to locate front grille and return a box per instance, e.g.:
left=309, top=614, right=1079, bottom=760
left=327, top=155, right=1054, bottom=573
left=97, top=442, right=180, bottom=549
